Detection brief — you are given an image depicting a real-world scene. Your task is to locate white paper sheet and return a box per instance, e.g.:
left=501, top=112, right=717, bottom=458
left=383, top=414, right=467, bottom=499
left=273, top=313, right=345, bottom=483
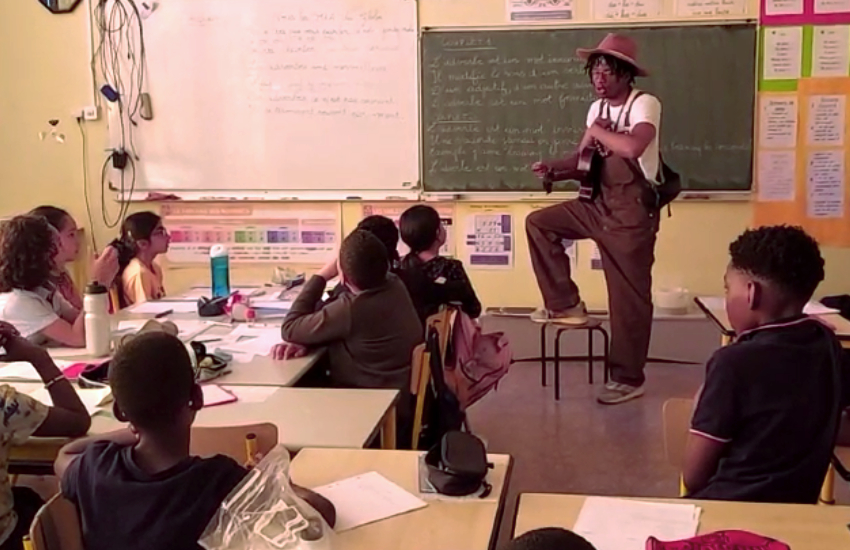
left=763, top=27, right=803, bottom=80
left=697, top=296, right=839, bottom=315
left=815, top=0, right=850, bottom=13
left=507, top=0, right=573, bottom=22
left=220, top=385, right=278, bottom=404
left=573, top=497, right=700, bottom=550
left=676, top=0, right=747, bottom=17
left=214, top=325, right=282, bottom=361
left=765, top=0, right=803, bottom=14
left=593, top=0, right=662, bottom=20
left=465, top=213, right=514, bottom=270
left=313, top=471, right=427, bottom=532
left=807, top=150, right=845, bottom=218
left=28, top=387, right=112, bottom=416
left=116, top=319, right=211, bottom=340
left=126, top=301, right=198, bottom=314
left=807, top=95, right=846, bottom=146
left=812, top=26, right=850, bottom=77
left=200, top=384, right=237, bottom=407
left=757, top=150, right=797, bottom=202
left=759, top=96, right=798, bottom=148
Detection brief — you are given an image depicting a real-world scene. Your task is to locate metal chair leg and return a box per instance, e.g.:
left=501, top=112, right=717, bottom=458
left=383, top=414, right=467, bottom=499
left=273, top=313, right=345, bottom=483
left=540, top=324, right=547, bottom=387
left=554, top=328, right=563, bottom=401
left=602, top=328, right=610, bottom=384
left=588, top=328, right=594, bottom=385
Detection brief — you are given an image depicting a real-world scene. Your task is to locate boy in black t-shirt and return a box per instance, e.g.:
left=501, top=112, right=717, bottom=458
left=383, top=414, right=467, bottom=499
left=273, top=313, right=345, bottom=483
left=54, top=332, right=332, bottom=550
left=684, top=225, right=847, bottom=504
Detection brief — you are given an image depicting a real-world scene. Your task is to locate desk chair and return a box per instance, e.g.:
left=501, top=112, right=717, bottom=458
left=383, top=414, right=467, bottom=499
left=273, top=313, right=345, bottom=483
left=191, top=423, right=278, bottom=465
left=663, top=398, right=844, bottom=504
left=662, top=397, right=693, bottom=497
left=29, top=495, right=83, bottom=550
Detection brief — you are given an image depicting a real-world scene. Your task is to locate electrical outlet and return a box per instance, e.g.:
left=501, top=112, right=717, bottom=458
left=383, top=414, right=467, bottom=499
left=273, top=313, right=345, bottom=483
left=83, top=106, right=100, bottom=121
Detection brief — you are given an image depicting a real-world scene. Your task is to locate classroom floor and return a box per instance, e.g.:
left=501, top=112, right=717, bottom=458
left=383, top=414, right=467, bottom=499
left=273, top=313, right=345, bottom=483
left=468, top=359, right=850, bottom=545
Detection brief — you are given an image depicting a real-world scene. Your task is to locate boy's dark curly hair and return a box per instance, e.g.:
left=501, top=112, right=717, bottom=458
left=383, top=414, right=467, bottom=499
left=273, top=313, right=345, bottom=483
left=729, top=225, right=824, bottom=302
left=0, top=215, right=57, bottom=292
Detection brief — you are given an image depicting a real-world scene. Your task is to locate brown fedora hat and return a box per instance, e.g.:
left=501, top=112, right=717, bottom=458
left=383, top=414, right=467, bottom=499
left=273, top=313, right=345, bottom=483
left=577, top=33, right=649, bottom=77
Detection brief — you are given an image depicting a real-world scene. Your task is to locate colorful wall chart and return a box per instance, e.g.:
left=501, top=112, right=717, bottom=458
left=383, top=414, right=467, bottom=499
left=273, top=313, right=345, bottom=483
left=161, top=203, right=340, bottom=264
left=756, top=15, right=850, bottom=245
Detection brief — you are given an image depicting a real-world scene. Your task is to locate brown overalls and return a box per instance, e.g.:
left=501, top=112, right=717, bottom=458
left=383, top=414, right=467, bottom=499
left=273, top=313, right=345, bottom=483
left=526, top=114, right=659, bottom=386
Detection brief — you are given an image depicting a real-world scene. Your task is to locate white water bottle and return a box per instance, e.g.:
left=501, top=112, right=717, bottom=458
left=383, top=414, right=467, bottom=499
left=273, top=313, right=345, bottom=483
left=84, top=282, right=111, bottom=357
left=210, top=244, right=231, bottom=298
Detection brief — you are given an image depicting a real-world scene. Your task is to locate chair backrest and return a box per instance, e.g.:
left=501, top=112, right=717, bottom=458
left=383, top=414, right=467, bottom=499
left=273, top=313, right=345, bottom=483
left=409, top=343, right=430, bottom=449
left=191, top=423, right=278, bottom=465
left=29, top=495, right=84, bottom=550
left=662, top=397, right=694, bottom=469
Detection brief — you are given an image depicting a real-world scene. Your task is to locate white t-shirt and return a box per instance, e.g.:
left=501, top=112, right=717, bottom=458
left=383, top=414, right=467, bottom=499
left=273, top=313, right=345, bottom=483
left=0, top=287, right=76, bottom=344
left=586, top=89, right=662, bottom=183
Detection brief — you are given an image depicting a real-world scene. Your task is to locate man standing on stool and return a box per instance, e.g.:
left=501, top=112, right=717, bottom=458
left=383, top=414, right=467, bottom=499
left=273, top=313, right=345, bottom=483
left=527, top=34, right=661, bottom=405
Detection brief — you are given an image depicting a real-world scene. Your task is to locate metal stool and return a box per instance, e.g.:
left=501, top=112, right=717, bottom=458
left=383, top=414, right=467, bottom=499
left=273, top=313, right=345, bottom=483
left=539, top=318, right=610, bottom=400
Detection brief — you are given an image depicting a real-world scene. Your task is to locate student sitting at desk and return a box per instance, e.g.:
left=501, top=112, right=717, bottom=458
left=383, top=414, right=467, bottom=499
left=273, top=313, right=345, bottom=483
left=54, top=332, right=334, bottom=550
left=29, top=206, right=118, bottom=310
left=684, top=225, right=848, bottom=504
left=114, top=212, right=169, bottom=307
left=0, top=322, right=90, bottom=550
left=0, top=216, right=89, bottom=347
left=325, top=214, right=402, bottom=304
left=398, top=204, right=481, bottom=323
left=281, top=229, right=422, bottom=389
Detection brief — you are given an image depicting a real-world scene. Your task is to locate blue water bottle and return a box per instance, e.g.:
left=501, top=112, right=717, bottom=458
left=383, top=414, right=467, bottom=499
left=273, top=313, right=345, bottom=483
left=210, top=244, right=231, bottom=298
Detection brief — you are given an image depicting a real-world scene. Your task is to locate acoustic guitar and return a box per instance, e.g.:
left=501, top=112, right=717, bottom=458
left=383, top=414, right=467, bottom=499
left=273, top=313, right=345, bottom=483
left=542, top=144, right=602, bottom=200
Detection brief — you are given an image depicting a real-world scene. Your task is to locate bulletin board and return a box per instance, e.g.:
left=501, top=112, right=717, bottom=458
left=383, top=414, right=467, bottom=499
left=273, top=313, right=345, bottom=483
left=754, top=0, right=850, bottom=245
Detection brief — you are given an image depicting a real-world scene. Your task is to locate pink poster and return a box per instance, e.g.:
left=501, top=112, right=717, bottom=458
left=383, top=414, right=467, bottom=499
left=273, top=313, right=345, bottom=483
left=762, top=0, right=850, bottom=25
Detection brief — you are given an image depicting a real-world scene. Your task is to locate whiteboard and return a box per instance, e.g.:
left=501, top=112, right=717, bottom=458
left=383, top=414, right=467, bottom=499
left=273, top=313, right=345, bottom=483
left=115, top=0, right=419, bottom=193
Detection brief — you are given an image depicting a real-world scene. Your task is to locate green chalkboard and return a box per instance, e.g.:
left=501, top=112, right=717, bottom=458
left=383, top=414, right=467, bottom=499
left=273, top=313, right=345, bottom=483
left=421, top=25, right=757, bottom=192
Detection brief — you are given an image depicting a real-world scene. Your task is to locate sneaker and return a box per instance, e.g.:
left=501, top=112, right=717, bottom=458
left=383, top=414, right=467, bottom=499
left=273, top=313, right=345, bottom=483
left=530, top=302, right=589, bottom=325
left=597, top=382, right=645, bottom=405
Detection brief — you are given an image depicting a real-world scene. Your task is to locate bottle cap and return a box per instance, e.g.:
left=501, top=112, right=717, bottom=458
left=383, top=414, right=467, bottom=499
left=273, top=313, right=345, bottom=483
left=210, top=244, right=229, bottom=258
left=85, top=282, right=108, bottom=295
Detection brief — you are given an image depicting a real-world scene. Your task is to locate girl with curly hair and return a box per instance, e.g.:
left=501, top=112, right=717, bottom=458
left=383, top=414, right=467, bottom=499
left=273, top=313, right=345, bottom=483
left=0, top=216, right=87, bottom=347
left=28, top=206, right=118, bottom=310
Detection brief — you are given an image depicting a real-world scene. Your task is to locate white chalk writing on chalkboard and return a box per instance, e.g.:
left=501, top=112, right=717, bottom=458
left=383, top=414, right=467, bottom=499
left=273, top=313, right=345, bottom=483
left=806, top=150, right=845, bottom=218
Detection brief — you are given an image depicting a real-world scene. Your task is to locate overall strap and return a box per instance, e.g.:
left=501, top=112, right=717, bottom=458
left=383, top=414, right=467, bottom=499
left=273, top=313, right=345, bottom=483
left=622, top=90, right=645, bottom=128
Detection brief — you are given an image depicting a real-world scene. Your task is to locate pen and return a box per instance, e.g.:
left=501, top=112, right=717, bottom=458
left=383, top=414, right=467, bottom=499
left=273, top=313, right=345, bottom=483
left=155, top=309, right=173, bottom=319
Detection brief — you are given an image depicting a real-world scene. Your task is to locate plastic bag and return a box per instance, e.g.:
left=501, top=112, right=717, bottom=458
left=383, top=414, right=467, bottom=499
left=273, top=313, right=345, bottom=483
left=200, top=445, right=335, bottom=550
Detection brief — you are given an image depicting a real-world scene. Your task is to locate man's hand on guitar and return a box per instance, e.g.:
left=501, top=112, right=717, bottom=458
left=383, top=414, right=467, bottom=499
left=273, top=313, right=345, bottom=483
left=591, top=117, right=613, bottom=132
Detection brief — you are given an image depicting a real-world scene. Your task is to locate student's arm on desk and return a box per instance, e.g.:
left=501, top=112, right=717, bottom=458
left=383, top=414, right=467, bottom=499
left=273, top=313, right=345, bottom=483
left=280, top=275, right=351, bottom=347
left=0, top=327, right=90, bottom=437
left=54, top=429, right=137, bottom=478
left=683, top=355, right=736, bottom=494
left=40, top=313, right=86, bottom=348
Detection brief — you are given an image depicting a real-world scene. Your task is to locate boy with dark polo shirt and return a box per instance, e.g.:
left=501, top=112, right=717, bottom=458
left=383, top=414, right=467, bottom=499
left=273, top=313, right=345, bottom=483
left=683, top=225, right=848, bottom=504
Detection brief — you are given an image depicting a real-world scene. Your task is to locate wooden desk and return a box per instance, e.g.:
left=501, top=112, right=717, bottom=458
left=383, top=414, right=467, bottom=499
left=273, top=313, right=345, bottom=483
left=290, top=448, right=513, bottom=550
left=45, top=316, right=323, bottom=388
left=694, top=296, right=850, bottom=347
left=514, top=493, right=850, bottom=549
left=9, top=387, right=399, bottom=472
